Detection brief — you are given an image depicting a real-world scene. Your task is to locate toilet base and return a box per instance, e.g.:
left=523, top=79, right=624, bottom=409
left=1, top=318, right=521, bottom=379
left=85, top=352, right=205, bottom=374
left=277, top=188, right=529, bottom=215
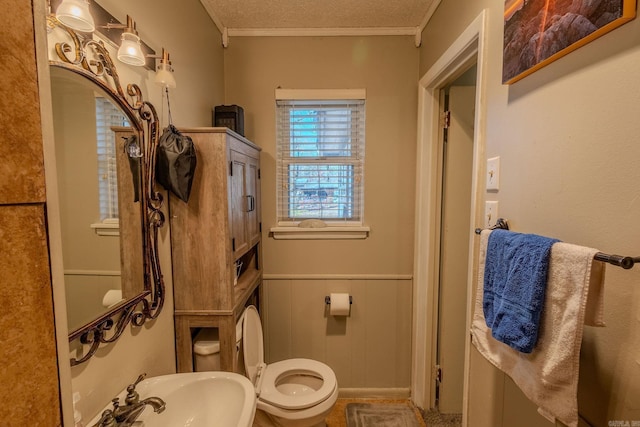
left=252, top=408, right=328, bottom=427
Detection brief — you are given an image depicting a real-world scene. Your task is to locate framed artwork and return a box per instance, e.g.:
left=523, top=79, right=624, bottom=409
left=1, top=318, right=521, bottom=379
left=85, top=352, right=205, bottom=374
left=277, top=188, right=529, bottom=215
left=503, top=0, right=636, bottom=84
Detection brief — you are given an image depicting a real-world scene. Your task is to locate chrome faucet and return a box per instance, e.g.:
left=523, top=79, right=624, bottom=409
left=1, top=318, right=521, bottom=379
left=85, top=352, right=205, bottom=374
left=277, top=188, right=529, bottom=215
left=91, top=374, right=166, bottom=427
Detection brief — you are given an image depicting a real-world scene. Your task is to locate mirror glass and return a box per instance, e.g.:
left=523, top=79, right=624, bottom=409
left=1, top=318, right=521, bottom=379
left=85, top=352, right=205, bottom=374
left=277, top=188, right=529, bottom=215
left=50, top=66, right=145, bottom=332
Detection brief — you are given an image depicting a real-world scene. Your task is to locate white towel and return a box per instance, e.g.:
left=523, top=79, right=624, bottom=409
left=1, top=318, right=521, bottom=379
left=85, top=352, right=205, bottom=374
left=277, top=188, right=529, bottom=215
left=471, top=230, right=606, bottom=427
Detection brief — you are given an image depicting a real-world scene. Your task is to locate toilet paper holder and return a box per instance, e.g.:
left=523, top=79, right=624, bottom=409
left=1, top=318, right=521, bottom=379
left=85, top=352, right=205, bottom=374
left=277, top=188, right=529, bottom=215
left=324, top=295, right=353, bottom=304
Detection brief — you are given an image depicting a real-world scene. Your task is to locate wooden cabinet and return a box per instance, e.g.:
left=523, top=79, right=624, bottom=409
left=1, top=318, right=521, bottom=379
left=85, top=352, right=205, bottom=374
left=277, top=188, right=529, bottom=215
left=230, top=146, right=261, bottom=260
left=169, top=128, right=262, bottom=373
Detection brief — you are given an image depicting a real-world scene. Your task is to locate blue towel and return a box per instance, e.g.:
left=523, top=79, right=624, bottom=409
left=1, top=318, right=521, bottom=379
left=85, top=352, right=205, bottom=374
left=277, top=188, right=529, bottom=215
left=483, top=229, right=559, bottom=353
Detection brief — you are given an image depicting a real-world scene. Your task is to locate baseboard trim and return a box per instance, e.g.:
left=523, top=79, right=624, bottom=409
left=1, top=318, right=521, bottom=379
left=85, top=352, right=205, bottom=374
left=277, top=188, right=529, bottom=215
left=263, top=274, right=413, bottom=281
left=338, top=388, right=411, bottom=399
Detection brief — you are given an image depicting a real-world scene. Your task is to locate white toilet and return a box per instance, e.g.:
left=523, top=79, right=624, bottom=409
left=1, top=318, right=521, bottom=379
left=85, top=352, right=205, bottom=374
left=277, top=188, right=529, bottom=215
left=241, top=305, right=338, bottom=427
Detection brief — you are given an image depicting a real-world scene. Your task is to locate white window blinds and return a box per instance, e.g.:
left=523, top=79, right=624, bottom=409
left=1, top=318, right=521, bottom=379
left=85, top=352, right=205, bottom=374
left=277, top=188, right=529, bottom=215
left=95, top=96, right=129, bottom=221
left=276, top=94, right=365, bottom=224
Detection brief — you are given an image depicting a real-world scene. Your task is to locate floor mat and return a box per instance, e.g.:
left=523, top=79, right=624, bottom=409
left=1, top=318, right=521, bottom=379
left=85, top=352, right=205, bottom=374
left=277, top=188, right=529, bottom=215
left=345, top=402, right=424, bottom=427
left=420, top=409, right=462, bottom=427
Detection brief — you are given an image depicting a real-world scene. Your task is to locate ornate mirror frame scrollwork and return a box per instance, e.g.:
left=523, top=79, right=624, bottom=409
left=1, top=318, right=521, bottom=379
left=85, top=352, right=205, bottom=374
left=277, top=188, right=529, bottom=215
left=47, top=16, right=166, bottom=366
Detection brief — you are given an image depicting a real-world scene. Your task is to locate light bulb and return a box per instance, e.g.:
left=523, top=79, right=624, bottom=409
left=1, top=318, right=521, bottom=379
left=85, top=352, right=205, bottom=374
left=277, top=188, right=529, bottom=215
left=117, top=32, right=145, bottom=66
left=155, top=63, right=176, bottom=88
left=56, top=0, right=95, bottom=33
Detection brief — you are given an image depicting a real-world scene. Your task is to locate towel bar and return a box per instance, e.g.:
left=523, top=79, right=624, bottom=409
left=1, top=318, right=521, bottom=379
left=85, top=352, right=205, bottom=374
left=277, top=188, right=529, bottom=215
left=475, top=218, right=639, bottom=270
left=474, top=217, right=510, bottom=235
left=593, top=253, right=640, bottom=269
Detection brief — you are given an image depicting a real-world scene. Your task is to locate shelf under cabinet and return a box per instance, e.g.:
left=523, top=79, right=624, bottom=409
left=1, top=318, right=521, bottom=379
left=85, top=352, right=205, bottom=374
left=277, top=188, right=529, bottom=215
left=173, top=269, right=260, bottom=317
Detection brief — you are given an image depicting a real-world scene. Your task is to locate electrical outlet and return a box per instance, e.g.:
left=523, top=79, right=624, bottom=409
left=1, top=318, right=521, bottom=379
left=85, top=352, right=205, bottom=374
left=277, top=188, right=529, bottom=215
left=485, top=201, right=499, bottom=228
left=486, top=156, right=500, bottom=191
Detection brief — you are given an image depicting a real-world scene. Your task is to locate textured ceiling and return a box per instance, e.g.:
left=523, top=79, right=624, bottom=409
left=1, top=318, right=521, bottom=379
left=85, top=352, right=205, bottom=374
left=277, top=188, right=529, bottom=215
left=200, top=0, right=439, bottom=30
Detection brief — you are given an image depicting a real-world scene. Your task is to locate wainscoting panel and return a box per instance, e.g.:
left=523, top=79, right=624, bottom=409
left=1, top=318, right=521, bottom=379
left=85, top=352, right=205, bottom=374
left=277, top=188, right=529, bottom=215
left=262, top=276, right=412, bottom=389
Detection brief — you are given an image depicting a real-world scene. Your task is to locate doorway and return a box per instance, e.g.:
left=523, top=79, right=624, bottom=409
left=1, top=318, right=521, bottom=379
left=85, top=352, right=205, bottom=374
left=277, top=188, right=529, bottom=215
left=411, top=11, right=488, bottom=427
left=436, top=68, right=477, bottom=414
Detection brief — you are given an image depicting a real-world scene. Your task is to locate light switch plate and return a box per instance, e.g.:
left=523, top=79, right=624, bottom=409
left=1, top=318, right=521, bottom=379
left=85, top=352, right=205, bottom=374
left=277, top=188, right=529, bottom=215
left=486, top=156, right=500, bottom=191
left=485, top=201, right=499, bottom=228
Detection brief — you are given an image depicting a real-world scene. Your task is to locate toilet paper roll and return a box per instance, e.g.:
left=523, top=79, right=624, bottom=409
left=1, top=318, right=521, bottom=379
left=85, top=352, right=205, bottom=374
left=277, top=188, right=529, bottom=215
left=329, top=293, right=351, bottom=316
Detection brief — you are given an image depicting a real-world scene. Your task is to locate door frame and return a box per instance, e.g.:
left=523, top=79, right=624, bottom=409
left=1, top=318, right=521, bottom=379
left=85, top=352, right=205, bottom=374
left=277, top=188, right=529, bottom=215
left=411, top=10, right=488, bottom=424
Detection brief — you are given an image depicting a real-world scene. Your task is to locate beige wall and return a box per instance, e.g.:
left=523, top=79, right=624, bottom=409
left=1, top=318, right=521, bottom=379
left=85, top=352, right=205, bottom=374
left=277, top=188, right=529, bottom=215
left=224, top=36, right=418, bottom=276
left=39, top=0, right=225, bottom=423
left=224, top=36, right=419, bottom=389
left=264, top=278, right=412, bottom=390
left=421, top=1, right=640, bottom=425
left=96, top=0, right=225, bottom=127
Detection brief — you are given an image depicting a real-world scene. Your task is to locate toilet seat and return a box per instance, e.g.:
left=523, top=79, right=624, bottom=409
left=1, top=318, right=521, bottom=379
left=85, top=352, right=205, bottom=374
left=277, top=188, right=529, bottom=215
left=242, top=306, right=337, bottom=411
left=260, top=358, right=337, bottom=409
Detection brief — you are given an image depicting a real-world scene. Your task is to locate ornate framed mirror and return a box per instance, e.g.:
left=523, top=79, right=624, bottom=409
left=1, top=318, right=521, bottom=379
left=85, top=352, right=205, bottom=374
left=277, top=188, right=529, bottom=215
left=47, top=15, right=165, bottom=366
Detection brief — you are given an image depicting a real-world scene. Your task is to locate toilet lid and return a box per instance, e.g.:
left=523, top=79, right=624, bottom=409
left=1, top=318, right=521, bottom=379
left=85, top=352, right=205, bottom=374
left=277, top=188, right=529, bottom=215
left=259, top=358, right=337, bottom=410
left=242, top=305, right=264, bottom=384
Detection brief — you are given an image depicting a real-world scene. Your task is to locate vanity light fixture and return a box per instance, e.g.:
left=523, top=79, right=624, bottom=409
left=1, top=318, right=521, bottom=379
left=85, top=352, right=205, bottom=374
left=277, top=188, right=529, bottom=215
left=55, top=0, right=95, bottom=33
left=105, top=15, right=146, bottom=66
left=154, top=48, right=176, bottom=89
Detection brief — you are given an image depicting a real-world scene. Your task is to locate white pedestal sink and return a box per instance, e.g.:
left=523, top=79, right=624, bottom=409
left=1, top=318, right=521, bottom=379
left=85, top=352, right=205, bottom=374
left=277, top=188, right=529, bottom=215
left=88, top=372, right=256, bottom=427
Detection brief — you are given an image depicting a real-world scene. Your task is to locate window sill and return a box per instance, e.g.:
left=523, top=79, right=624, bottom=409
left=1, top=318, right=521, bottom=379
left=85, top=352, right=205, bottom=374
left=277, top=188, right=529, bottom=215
left=270, top=225, right=370, bottom=240
left=90, top=220, right=120, bottom=236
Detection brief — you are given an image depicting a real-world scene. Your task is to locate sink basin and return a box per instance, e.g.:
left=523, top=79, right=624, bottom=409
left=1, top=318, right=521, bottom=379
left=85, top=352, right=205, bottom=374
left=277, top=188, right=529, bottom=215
left=88, top=372, right=256, bottom=427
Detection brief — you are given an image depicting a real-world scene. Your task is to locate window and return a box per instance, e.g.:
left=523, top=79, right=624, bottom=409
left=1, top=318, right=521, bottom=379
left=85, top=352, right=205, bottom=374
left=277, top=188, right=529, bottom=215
left=92, top=96, right=129, bottom=236
left=276, top=89, right=366, bottom=226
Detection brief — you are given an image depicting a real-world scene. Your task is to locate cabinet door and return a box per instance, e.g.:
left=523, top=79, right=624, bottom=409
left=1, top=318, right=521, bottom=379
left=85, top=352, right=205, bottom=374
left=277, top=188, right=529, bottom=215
left=230, top=149, right=249, bottom=259
left=246, top=154, right=261, bottom=248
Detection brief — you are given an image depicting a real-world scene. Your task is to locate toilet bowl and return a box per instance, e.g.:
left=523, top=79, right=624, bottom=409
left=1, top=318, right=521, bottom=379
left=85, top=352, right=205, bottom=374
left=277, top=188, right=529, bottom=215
left=241, top=305, right=338, bottom=427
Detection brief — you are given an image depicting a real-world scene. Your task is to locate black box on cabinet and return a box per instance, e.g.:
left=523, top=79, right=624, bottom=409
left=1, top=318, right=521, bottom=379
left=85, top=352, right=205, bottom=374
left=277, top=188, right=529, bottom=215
left=213, top=105, right=244, bottom=136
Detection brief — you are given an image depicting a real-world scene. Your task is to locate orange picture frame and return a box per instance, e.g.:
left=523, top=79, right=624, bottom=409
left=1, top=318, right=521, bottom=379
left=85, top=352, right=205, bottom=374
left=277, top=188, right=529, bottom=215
left=502, top=0, right=636, bottom=84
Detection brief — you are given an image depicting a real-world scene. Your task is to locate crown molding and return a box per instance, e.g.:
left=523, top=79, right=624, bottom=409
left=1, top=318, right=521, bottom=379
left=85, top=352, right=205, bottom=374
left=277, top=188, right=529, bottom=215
left=227, top=26, right=418, bottom=38
left=415, top=0, right=442, bottom=47
left=201, top=0, right=443, bottom=48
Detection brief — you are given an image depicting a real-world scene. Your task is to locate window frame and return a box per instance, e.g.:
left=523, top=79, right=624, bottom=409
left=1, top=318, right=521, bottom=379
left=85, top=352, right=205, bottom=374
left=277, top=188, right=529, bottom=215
left=90, top=96, right=129, bottom=236
left=271, top=89, right=370, bottom=240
